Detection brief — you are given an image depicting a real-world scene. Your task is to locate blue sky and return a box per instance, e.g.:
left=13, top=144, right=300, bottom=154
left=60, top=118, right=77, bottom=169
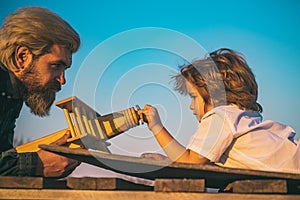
left=1, top=0, right=300, bottom=155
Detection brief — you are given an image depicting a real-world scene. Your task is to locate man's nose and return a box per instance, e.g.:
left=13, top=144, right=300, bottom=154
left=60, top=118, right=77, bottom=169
left=56, top=71, right=66, bottom=85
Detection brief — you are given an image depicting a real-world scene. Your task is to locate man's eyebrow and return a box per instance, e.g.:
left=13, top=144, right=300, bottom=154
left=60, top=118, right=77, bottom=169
left=53, top=60, right=71, bottom=68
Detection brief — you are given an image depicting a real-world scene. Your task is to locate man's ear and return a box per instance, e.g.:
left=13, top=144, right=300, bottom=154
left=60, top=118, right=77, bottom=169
left=15, top=46, right=33, bottom=71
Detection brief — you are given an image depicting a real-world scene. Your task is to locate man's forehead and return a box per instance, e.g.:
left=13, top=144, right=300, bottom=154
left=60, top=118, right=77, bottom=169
left=49, top=45, right=72, bottom=65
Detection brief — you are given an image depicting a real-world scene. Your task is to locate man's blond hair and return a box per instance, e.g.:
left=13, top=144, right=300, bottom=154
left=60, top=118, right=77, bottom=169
left=0, top=7, right=80, bottom=72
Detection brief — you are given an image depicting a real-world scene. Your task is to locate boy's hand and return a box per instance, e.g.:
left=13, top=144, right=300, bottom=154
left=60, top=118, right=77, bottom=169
left=36, top=130, right=80, bottom=177
left=138, top=104, right=164, bottom=134
left=140, top=152, right=170, bottom=161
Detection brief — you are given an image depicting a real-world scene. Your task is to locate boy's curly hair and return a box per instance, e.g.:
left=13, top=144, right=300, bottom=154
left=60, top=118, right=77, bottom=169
left=173, top=48, right=263, bottom=112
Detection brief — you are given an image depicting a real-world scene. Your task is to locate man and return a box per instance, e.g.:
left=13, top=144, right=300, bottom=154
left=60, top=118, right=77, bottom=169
left=0, top=7, right=81, bottom=177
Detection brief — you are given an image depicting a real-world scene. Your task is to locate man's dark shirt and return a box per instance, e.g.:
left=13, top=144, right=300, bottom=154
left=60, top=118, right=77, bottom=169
left=0, top=65, right=38, bottom=176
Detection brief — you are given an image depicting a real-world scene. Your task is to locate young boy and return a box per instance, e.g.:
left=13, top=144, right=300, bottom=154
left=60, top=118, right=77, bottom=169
left=139, top=48, right=300, bottom=174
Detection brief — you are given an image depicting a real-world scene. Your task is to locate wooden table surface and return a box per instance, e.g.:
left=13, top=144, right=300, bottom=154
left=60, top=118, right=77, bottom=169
left=0, top=189, right=299, bottom=200
left=39, top=145, right=300, bottom=189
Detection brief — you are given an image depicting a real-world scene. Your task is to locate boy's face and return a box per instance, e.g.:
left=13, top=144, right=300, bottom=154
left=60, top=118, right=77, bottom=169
left=186, top=81, right=207, bottom=122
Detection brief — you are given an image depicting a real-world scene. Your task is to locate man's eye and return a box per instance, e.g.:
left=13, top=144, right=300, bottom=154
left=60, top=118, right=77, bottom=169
left=51, top=64, right=61, bottom=68
left=51, top=63, right=68, bottom=70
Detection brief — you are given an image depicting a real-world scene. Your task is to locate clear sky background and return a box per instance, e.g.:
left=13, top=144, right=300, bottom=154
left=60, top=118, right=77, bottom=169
left=1, top=0, right=300, bottom=176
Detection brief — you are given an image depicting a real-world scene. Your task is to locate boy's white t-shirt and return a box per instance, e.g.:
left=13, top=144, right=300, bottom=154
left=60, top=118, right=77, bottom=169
left=187, top=105, right=300, bottom=174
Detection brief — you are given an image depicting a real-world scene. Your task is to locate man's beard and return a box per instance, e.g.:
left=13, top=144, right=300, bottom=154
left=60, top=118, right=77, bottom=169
left=16, top=64, right=61, bottom=117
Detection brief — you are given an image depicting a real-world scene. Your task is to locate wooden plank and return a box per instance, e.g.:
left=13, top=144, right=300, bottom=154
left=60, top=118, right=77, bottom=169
left=223, top=179, right=287, bottom=194
left=0, top=176, right=67, bottom=189
left=39, top=145, right=300, bottom=191
left=67, top=177, right=116, bottom=190
left=0, top=176, right=43, bottom=189
left=0, top=189, right=300, bottom=200
left=154, top=179, right=205, bottom=192
left=67, top=177, right=152, bottom=191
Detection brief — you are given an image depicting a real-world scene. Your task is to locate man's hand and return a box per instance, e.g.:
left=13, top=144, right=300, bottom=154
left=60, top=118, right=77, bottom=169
left=36, top=131, right=80, bottom=177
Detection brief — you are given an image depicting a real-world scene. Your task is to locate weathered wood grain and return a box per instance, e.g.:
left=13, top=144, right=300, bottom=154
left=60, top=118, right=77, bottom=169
left=0, top=176, right=67, bottom=189
left=154, top=179, right=205, bottom=192
left=0, top=176, right=43, bottom=189
left=224, top=179, right=287, bottom=194
left=67, top=177, right=152, bottom=190
left=0, top=189, right=299, bottom=200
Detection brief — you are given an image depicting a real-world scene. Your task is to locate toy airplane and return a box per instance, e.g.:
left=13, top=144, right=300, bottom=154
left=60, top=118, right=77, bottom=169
left=16, top=96, right=144, bottom=153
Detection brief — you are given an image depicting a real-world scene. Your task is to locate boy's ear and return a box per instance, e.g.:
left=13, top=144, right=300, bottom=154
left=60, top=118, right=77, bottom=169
left=15, top=46, right=33, bottom=71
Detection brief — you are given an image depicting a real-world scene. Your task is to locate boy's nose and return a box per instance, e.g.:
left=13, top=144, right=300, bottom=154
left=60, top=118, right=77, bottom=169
left=190, top=102, right=194, bottom=111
